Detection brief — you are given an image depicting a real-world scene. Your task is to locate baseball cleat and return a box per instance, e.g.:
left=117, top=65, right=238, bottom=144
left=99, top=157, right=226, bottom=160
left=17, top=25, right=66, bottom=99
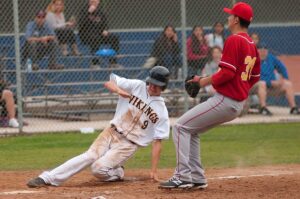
left=104, top=166, right=124, bottom=182
left=259, top=107, right=273, bottom=116
left=159, top=176, right=193, bottom=189
left=290, top=107, right=300, bottom=115
left=27, top=177, right=49, bottom=188
left=192, top=182, right=208, bottom=189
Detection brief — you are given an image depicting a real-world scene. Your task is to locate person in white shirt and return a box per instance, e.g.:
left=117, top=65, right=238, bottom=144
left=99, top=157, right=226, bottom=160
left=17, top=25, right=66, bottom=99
left=27, top=66, right=171, bottom=188
left=205, top=22, right=225, bottom=50
left=46, top=0, right=81, bottom=56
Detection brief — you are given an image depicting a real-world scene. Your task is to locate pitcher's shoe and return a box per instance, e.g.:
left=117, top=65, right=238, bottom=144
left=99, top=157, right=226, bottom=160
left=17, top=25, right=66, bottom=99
left=159, top=176, right=193, bottom=189
left=27, top=177, right=49, bottom=188
left=192, top=182, right=208, bottom=189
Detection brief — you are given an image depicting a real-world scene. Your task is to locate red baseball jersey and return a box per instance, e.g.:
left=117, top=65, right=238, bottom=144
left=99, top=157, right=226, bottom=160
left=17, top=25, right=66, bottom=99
left=213, top=32, right=260, bottom=101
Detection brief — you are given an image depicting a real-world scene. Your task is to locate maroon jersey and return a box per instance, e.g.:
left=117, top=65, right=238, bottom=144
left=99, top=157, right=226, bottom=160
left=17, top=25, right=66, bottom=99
left=214, top=32, right=260, bottom=101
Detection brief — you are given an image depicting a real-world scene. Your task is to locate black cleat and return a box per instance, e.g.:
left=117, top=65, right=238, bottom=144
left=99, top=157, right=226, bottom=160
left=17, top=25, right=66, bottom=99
left=290, top=107, right=300, bottom=115
left=259, top=107, right=273, bottom=116
left=27, top=177, right=48, bottom=188
left=159, top=176, right=193, bottom=189
left=192, top=182, right=208, bottom=189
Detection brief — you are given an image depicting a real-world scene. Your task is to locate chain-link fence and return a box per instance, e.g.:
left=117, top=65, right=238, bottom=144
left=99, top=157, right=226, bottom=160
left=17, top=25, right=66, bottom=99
left=1, top=0, right=300, bottom=132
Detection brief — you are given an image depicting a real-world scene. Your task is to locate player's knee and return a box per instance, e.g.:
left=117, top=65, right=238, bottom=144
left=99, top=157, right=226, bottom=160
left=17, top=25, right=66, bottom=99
left=90, top=163, right=108, bottom=179
left=283, top=80, right=292, bottom=89
left=85, top=149, right=98, bottom=162
left=173, top=123, right=185, bottom=134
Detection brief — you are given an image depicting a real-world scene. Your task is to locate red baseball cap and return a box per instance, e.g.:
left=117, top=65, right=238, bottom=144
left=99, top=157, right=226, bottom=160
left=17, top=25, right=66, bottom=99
left=223, top=2, right=253, bottom=22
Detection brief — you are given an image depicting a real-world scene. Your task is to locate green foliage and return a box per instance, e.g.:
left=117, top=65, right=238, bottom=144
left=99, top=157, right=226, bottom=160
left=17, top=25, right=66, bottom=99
left=0, top=123, right=299, bottom=171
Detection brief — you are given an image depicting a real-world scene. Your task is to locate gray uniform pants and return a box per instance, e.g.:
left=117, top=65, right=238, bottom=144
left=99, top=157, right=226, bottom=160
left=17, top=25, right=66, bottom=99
left=172, top=93, right=245, bottom=183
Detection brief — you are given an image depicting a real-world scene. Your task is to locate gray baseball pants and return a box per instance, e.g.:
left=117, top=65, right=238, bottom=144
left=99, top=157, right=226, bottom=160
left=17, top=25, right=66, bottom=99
left=172, top=93, right=245, bottom=183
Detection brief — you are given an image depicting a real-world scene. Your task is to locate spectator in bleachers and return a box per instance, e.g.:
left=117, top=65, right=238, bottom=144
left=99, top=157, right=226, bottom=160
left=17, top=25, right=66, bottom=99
left=187, top=25, right=209, bottom=76
left=78, top=0, right=120, bottom=67
left=149, top=24, right=181, bottom=79
left=205, top=22, right=225, bottom=49
left=250, top=32, right=260, bottom=46
left=23, top=10, right=63, bottom=70
left=202, top=46, right=222, bottom=95
left=255, top=42, right=300, bottom=115
left=0, top=81, right=19, bottom=128
left=46, top=0, right=81, bottom=56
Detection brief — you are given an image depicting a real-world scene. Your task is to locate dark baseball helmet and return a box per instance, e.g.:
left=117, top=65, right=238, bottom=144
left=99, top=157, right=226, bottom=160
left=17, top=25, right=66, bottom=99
left=146, top=66, right=170, bottom=90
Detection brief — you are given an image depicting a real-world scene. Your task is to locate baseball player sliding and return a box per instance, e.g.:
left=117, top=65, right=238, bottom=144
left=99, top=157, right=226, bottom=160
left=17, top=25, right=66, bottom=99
left=27, top=66, right=171, bottom=187
left=160, top=2, right=260, bottom=189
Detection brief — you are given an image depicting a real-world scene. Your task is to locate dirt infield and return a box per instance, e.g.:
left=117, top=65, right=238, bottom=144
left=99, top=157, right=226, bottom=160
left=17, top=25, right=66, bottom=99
left=1, top=164, right=300, bottom=199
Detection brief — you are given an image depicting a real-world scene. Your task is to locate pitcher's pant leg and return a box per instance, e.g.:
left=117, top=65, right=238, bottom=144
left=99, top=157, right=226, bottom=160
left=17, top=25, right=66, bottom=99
left=189, top=133, right=206, bottom=183
left=173, top=94, right=244, bottom=182
left=172, top=124, right=192, bottom=182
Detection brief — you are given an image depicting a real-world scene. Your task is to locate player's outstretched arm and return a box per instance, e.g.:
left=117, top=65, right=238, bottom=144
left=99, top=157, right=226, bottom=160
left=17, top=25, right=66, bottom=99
left=104, top=80, right=131, bottom=98
left=150, top=139, right=162, bottom=182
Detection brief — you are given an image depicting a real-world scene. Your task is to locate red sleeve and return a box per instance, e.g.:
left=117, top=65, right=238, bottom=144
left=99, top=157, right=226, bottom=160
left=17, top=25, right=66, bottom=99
left=219, top=36, right=238, bottom=72
left=211, top=67, right=235, bottom=86
left=187, top=37, right=201, bottom=60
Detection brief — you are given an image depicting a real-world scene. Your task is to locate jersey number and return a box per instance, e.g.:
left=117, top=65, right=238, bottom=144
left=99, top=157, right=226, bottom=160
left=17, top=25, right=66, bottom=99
left=241, top=56, right=256, bottom=81
left=141, top=120, right=148, bottom=129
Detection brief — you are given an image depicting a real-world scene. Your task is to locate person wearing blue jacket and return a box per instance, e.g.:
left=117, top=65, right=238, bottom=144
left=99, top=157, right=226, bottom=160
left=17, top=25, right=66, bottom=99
left=256, top=43, right=299, bottom=115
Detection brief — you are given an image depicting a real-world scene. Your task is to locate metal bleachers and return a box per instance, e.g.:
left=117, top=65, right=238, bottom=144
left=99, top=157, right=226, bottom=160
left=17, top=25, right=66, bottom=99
left=1, top=32, right=190, bottom=120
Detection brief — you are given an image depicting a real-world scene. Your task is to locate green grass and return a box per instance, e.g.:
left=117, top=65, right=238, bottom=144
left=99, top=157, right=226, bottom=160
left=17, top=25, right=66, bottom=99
left=0, top=123, right=300, bottom=171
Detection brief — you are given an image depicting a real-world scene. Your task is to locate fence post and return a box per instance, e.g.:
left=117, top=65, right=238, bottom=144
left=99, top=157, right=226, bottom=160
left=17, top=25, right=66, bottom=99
left=180, top=0, right=189, bottom=112
left=12, top=0, right=24, bottom=132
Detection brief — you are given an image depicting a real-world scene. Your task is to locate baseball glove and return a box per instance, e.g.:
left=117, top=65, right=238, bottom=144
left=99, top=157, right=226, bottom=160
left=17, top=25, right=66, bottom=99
left=185, top=75, right=201, bottom=98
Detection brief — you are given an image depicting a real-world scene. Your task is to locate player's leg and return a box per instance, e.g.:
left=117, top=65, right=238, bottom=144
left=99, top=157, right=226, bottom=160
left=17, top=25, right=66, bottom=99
left=1, top=90, right=19, bottom=128
left=279, top=79, right=296, bottom=108
left=161, top=93, right=244, bottom=188
left=90, top=130, right=138, bottom=182
left=257, top=81, right=268, bottom=108
left=27, top=127, right=112, bottom=187
left=189, top=133, right=207, bottom=189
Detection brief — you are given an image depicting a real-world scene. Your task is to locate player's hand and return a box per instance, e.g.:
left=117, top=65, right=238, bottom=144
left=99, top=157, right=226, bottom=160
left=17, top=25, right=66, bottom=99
left=187, top=75, right=201, bottom=83
left=150, top=171, right=160, bottom=182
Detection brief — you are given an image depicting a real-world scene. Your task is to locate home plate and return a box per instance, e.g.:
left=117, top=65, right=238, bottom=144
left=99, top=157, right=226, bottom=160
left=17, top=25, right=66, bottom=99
left=0, top=190, right=42, bottom=195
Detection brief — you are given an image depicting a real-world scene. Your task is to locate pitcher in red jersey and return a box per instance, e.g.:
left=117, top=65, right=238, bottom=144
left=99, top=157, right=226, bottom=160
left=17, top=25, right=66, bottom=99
left=159, top=2, right=260, bottom=189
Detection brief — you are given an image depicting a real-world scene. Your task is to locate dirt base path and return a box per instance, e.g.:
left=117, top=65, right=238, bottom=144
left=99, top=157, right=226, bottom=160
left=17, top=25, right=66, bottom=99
left=1, top=164, right=300, bottom=199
